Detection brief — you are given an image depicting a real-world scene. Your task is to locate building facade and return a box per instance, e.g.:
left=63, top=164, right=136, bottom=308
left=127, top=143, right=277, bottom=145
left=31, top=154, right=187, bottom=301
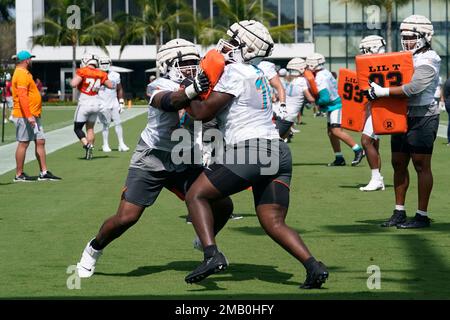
left=15, top=0, right=450, bottom=98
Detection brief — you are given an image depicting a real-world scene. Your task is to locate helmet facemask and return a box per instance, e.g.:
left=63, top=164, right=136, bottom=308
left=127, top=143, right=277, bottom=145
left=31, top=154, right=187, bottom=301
left=167, top=57, right=199, bottom=83
left=216, top=36, right=244, bottom=64
left=401, top=31, right=428, bottom=54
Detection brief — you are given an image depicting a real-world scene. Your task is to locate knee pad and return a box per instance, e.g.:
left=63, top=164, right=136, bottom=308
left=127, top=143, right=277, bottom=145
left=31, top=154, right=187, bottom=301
left=74, top=122, right=86, bottom=140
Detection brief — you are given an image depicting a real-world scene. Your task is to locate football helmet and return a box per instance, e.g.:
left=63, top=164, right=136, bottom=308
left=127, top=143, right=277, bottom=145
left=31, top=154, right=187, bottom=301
left=400, top=15, right=433, bottom=54
left=80, top=53, right=99, bottom=68
left=286, top=57, right=307, bottom=76
left=359, top=35, right=386, bottom=54
left=216, top=20, right=274, bottom=64
left=156, top=38, right=200, bottom=83
left=5, top=73, right=11, bottom=81
left=306, top=53, right=326, bottom=71
left=99, top=55, right=112, bottom=72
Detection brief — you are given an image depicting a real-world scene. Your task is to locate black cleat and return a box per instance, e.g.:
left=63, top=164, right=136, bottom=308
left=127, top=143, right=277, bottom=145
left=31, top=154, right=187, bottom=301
left=13, top=172, right=37, bottom=182
left=186, top=215, right=192, bottom=224
left=380, top=210, right=407, bottom=227
left=351, top=149, right=365, bottom=166
left=397, top=214, right=431, bottom=229
left=185, top=251, right=229, bottom=284
left=328, top=157, right=346, bottom=167
left=300, top=261, right=329, bottom=289
left=38, top=171, right=62, bottom=181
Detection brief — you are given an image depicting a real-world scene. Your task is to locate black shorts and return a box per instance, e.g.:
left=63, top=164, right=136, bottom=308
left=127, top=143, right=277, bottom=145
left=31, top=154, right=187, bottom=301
left=122, top=166, right=203, bottom=208
left=275, top=117, right=294, bottom=137
left=205, top=139, right=292, bottom=208
left=391, top=115, right=439, bottom=155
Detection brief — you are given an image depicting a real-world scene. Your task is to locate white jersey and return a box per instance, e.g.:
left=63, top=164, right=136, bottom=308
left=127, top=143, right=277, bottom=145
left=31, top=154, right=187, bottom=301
left=214, top=63, right=280, bottom=145
left=257, top=61, right=278, bottom=80
left=284, top=76, right=308, bottom=122
left=98, top=71, right=121, bottom=108
left=141, top=77, right=181, bottom=151
left=315, top=69, right=340, bottom=102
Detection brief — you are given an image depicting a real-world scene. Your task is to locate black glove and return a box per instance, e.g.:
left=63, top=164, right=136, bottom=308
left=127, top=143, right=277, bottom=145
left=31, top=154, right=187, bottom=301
left=185, top=72, right=210, bottom=99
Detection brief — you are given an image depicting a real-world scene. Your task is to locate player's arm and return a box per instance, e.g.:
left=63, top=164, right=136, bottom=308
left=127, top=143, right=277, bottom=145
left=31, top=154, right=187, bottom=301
left=270, top=76, right=286, bottom=104
left=303, top=88, right=316, bottom=104
left=366, top=65, right=436, bottom=100
left=70, top=75, right=83, bottom=88
left=104, top=79, right=115, bottom=89
left=187, top=91, right=233, bottom=122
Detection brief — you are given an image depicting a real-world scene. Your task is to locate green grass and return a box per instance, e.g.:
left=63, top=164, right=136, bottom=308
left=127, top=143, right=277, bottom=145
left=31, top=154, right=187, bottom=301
left=1, top=111, right=450, bottom=299
left=0, top=106, right=76, bottom=145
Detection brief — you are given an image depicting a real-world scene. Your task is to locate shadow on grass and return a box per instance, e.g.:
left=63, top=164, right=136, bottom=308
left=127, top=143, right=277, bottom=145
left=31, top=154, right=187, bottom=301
left=338, top=184, right=394, bottom=189
left=178, top=213, right=255, bottom=222
left=322, top=220, right=450, bottom=234
left=292, top=163, right=329, bottom=167
left=231, top=226, right=308, bottom=236
left=77, top=156, right=114, bottom=160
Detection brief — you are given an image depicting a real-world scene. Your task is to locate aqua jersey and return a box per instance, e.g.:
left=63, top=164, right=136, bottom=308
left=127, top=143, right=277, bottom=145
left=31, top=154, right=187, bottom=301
left=315, top=69, right=342, bottom=112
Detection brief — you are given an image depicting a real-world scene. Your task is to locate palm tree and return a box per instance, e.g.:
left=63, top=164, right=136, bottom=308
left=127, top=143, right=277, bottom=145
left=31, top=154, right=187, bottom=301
left=342, top=0, right=412, bottom=52
left=0, top=0, right=14, bottom=22
left=119, top=0, right=192, bottom=73
left=32, top=0, right=118, bottom=101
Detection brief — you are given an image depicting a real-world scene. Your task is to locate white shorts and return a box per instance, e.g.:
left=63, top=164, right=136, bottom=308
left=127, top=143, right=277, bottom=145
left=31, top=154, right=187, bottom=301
left=327, top=109, right=342, bottom=127
left=74, top=102, right=101, bottom=123
left=98, top=103, right=121, bottom=126
left=285, top=104, right=302, bottom=123
left=362, top=113, right=379, bottom=140
left=6, top=97, right=13, bottom=109
left=14, top=117, right=45, bottom=142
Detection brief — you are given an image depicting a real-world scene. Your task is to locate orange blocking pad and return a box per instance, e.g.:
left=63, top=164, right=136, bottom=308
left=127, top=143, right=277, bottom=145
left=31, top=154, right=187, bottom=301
left=304, top=69, right=319, bottom=98
left=355, top=51, right=414, bottom=134
left=338, top=68, right=367, bottom=132
left=199, top=49, right=225, bottom=100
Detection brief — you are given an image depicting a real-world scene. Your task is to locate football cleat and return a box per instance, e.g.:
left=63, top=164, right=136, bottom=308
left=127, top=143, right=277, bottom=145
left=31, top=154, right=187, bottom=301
left=102, top=145, right=112, bottom=152
left=118, top=144, right=130, bottom=152
left=38, top=171, right=62, bottom=181
left=328, top=157, right=346, bottom=167
left=300, top=261, right=329, bottom=289
left=381, top=210, right=407, bottom=227
left=84, top=144, right=94, bottom=160
left=351, top=149, right=365, bottom=166
left=185, top=251, right=229, bottom=284
left=76, top=240, right=103, bottom=278
left=397, top=214, right=431, bottom=229
left=359, top=177, right=385, bottom=192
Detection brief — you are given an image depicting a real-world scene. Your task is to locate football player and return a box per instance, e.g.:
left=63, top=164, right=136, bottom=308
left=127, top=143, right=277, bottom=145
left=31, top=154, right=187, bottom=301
left=306, top=53, right=365, bottom=167
left=71, top=53, right=115, bottom=160
left=75, top=39, right=234, bottom=278
left=97, top=56, right=129, bottom=153
left=365, top=15, right=441, bottom=229
left=181, top=20, right=329, bottom=289
left=358, top=35, right=386, bottom=192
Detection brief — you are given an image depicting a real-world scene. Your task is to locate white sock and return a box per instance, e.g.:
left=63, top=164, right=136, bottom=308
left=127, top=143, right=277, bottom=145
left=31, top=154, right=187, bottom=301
left=40, top=170, right=47, bottom=176
left=115, top=124, right=125, bottom=145
left=102, top=125, right=109, bottom=147
left=352, top=144, right=362, bottom=151
left=371, top=169, right=381, bottom=180
left=416, top=210, right=428, bottom=217
left=395, top=205, right=406, bottom=211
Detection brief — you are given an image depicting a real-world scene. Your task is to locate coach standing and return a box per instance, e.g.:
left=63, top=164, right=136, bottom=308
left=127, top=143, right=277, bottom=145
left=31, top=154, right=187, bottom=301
left=11, top=50, right=61, bottom=182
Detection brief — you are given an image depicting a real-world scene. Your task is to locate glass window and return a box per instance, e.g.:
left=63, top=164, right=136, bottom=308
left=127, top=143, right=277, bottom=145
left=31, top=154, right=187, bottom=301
left=330, top=35, right=346, bottom=57
left=112, top=0, right=126, bottom=19
left=331, top=58, right=347, bottom=75
left=197, top=0, right=211, bottom=19
left=95, top=0, right=108, bottom=20
left=330, top=0, right=345, bottom=23
left=281, top=0, right=295, bottom=40
left=413, top=0, right=430, bottom=17
left=347, top=4, right=363, bottom=23
left=313, top=0, right=329, bottom=24
left=397, top=1, right=413, bottom=21
left=315, top=36, right=330, bottom=58
left=431, top=0, right=446, bottom=22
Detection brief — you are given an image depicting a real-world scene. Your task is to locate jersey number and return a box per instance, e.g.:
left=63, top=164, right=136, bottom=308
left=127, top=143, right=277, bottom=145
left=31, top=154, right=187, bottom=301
left=85, top=78, right=101, bottom=93
left=343, top=83, right=364, bottom=103
left=256, top=77, right=272, bottom=109
left=369, top=72, right=403, bottom=87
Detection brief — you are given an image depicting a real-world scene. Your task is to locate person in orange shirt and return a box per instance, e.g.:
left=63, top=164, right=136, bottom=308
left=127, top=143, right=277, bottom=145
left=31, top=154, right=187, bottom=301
left=70, top=53, right=115, bottom=160
left=11, top=50, right=61, bottom=182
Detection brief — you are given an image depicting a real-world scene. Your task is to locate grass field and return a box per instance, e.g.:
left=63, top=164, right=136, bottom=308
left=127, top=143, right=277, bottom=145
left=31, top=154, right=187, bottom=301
left=1, top=109, right=450, bottom=300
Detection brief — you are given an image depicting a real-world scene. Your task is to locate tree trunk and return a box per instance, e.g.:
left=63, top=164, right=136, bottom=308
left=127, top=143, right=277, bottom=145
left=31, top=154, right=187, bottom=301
left=155, top=34, right=160, bottom=78
left=72, top=43, right=77, bottom=102
left=386, top=7, right=393, bottom=53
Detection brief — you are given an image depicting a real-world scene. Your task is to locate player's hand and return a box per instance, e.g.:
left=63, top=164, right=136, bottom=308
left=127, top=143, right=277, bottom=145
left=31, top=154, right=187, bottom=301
left=439, top=101, right=446, bottom=112
left=365, top=81, right=390, bottom=101
left=119, top=99, right=125, bottom=114
left=278, top=103, right=288, bottom=120
left=185, top=72, right=210, bottom=99
left=27, top=116, right=36, bottom=128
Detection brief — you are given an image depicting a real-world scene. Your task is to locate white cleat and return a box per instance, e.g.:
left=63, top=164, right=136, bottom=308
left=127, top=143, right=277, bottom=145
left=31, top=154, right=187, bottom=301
left=193, top=237, right=203, bottom=252
left=359, top=177, right=385, bottom=192
left=76, top=240, right=103, bottom=278
left=102, top=145, right=112, bottom=152
left=118, top=144, right=130, bottom=152
left=291, top=128, right=300, bottom=133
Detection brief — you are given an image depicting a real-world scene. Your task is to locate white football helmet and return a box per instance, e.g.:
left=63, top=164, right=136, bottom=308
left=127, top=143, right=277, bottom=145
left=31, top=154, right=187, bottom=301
left=99, top=56, right=112, bottom=72
left=216, top=20, right=274, bottom=64
left=5, top=73, right=11, bottom=81
left=359, top=35, right=386, bottom=55
left=278, top=68, right=287, bottom=77
left=400, top=15, right=434, bottom=54
left=306, top=53, right=326, bottom=71
left=80, top=53, right=99, bottom=68
left=286, top=57, right=307, bottom=76
left=156, top=38, right=200, bottom=83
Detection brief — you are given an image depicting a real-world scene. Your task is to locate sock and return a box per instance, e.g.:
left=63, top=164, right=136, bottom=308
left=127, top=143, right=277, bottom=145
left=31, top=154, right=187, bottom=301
left=115, top=124, right=125, bottom=145
left=90, top=238, right=104, bottom=251
left=371, top=169, right=381, bottom=180
left=102, top=125, right=109, bottom=147
left=303, top=256, right=317, bottom=273
left=395, top=205, right=406, bottom=212
left=416, top=210, right=428, bottom=217
left=40, top=170, right=47, bottom=176
left=352, top=144, right=362, bottom=152
left=335, top=152, right=343, bottom=158
left=203, top=245, right=218, bottom=259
